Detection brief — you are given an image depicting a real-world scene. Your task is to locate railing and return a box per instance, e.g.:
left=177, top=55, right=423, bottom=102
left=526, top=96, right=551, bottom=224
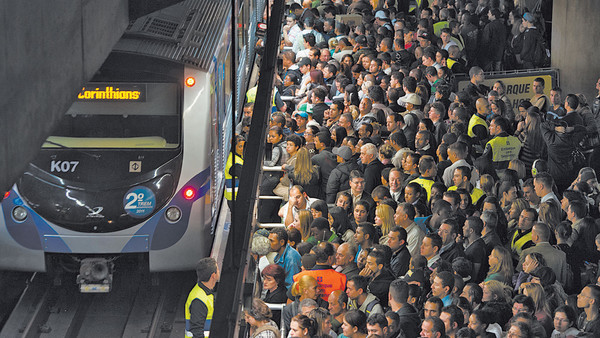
left=257, top=165, right=286, bottom=229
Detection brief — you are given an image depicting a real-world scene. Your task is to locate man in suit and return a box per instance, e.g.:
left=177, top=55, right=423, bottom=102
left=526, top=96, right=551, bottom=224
left=518, top=222, right=568, bottom=286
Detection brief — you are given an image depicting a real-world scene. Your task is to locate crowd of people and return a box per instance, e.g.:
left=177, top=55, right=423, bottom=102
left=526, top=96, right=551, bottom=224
left=228, top=0, right=600, bottom=337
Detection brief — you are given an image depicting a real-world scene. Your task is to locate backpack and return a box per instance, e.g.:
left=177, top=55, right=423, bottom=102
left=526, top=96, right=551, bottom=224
left=532, top=29, right=550, bottom=67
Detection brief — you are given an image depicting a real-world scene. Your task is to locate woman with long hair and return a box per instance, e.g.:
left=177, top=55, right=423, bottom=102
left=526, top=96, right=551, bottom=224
left=244, top=298, right=280, bottom=338
left=518, top=108, right=546, bottom=174
left=493, top=80, right=514, bottom=119
left=341, top=310, right=367, bottom=338
left=481, top=280, right=512, bottom=304
left=507, top=198, right=529, bottom=232
left=479, top=174, right=496, bottom=197
left=522, top=282, right=553, bottom=335
left=288, top=147, right=320, bottom=198
left=283, top=275, right=321, bottom=333
left=290, top=314, right=317, bottom=338
left=538, top=201, right=561, bottom=232
left=331, top=126, right=347, bottom=148
left=344, top=84, right=360, bottom=109
left=514, top=252, right=546, bottom=291
left=297, top=69, right=326, bottom=99
left=485, top=246, right=514, bottom=284
left=374, top=204, right=395, bottom=245
left=308, top=307, right=335, bottom=338
left=290, top=209, right=313, bottom=243
left=329, top=206, right=353, bottom=243
left=310, top=199, right=328, bottom=220
left=335, top=191, right=352, bottom=216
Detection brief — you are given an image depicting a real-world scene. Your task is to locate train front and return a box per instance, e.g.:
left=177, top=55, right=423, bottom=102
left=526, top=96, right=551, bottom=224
left=0, top=77, right=212, bottom=292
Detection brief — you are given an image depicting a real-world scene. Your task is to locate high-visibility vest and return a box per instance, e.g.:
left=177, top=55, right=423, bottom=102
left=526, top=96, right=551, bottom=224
left=486, top=135, right=521, bottom=163
left=511, top=230, right=533, bottom=258
left=410, top=176, right=435, bottom=201
left=185, top=284, right=214, bottom=337
left=447, top=185, right=485, bottom=205
left=447, top=58, right=457, bottom=69
left=293, top=268, right=347, bottom=302
left=468, top=114, right=488, bottom=138
left=225, top=152, right=243, bottom=201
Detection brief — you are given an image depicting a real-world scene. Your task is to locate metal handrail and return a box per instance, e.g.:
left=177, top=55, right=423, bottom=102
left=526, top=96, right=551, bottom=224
left=257, top=223, right=285, bottom=228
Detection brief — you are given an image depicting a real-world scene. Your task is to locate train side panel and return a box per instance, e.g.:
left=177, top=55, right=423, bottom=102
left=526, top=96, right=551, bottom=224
left=149, top=70, right=214, bottom=271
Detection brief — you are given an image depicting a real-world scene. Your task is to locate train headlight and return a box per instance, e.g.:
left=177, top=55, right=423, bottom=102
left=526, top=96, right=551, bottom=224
left=165, top=206, right=182, bottom=223
left=12, top=206, right=28, bottom=222
left=185, top=77, right=196, bottom=87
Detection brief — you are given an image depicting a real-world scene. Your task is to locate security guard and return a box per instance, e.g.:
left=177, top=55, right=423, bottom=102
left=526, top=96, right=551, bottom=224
left=410, top=155, right=437, bottom=201
left=468, top=98, right=489, bottom=140
left=510, top=208, right=536, bottom=263
left=447, top=166, right=485, bottom=206
left=225, top=135, right=245, bottom=210
left=292, top=242, right=346, bottom=302
left=483, top=116, right=521, bottom=170
left=185, top=257, right=219, bottom=337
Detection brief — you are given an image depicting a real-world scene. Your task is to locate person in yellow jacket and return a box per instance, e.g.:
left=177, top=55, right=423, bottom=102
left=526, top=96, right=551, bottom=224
left=468, top=98, right=490, bottom=141
left=483, top=116, right=521, bottom=171
left=225, top=135, right=245, bottom=210
left=410, top=155, right=438, bottom=202
left=510, top=208, right=536, bottom=263
left=447, top=166, right=485, bottom=207
left=185, top=257, right=220, bottom=337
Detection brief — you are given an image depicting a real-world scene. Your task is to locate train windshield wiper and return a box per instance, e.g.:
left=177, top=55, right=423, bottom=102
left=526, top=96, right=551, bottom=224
left=43, top=140, right=101, bottom=159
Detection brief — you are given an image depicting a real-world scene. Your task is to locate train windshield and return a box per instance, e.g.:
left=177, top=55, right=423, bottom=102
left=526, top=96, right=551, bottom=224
left=43, top=83, right=180, bottom=149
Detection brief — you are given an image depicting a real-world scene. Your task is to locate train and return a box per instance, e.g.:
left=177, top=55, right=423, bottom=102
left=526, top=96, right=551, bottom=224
left=0, top=0, right=264, bottom=291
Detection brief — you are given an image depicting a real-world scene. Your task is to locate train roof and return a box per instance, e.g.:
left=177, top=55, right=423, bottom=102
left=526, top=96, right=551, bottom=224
left=113, top=0, right=230, bottom=71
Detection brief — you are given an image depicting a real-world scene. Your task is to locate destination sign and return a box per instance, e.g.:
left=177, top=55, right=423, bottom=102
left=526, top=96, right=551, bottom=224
left=77, top=83, right=146, bottom=102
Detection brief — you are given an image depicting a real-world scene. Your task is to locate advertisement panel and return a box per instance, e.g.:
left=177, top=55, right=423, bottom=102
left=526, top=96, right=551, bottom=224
left=457, top=69, right=559, bottom=109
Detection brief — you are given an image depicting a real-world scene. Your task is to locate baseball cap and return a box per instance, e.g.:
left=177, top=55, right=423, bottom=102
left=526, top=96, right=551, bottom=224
left=333, top=146, right=352, bottom=161
left=580, top=167, right=597, bottom=182
left=523, top=12, right=535, bottom=23
left=295, top=111, right=308, bottom=119
left=375, top=10, right=388, bottom=20
left=398, top=93, right=422, bottom=106
left=417, top=30, right=430, bottom=40
left=297, top=57, right=311, bottom=67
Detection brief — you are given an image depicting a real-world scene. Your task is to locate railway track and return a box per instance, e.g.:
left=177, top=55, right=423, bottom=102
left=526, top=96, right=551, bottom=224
left=0, top=266, right=195, bottom=338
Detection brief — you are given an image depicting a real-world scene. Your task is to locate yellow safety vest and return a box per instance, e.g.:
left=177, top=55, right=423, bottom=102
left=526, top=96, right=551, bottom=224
left=185, top=284, right=214, bottom=337
left=447, top=185, right=485, bottom=205
left=467, top=114, right=488, bottom=138
left=225, top=152, right=244, bottom=201
left=410, top=176, right=435, bottom=202
left=486, top=136, right=521, bottom=163
left=447, top=58, right=457, bottom=69
left=511, top=230, right=532, bottom=258
left=433, top=21, right=449, bottom=37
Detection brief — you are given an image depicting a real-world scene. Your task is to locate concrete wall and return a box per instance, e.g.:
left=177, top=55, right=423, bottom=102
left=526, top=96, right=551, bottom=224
left=0, top=0, right=128, bottom=193
left=552, top=0, right=600, bottom=103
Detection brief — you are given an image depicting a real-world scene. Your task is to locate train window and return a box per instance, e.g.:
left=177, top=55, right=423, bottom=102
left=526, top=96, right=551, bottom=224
left=43, top=83, right=180, bottom=149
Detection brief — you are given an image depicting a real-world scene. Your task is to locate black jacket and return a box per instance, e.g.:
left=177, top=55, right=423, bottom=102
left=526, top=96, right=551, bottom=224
left=390, top=245, right=411, bottom=278
left=396, top=304, right=421, bottom=338
left=362, top=158, right=384, bottom=194
left=541, top=120, right=585, bottom=184
left=368, top=268, right=395, bottom=308
left=326, top=160, right=360, bottom=203
left=312, top=148, right=338, bottom=200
